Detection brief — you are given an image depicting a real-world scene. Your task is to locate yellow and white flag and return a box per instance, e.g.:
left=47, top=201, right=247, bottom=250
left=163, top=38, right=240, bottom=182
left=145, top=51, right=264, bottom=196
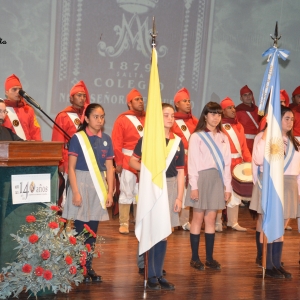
left=135, top=48, right=171, bottom=255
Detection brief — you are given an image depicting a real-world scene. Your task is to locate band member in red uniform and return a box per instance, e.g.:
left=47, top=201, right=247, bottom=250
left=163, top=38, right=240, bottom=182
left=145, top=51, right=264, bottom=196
left=236, top=85, right=260, bottom=153
left=290, top=86, right=300, bottom=109
left=112, top=88, right=145, bottom=234
left=171, top=87, right=198, bottom=230
left=52, top=80, right=90, bottom=175
left=216, top=97, right=251, bottom=232
left=2, top=74, right=41, bottom=140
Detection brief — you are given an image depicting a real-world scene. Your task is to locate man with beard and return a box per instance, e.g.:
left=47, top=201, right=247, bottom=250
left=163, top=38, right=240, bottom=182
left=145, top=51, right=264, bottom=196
left=112, top=88, right=145, bottom=234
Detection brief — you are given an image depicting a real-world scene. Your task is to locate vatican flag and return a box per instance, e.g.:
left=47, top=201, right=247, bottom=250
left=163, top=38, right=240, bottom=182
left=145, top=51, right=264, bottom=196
left=135, top=48, right=171, bottom=255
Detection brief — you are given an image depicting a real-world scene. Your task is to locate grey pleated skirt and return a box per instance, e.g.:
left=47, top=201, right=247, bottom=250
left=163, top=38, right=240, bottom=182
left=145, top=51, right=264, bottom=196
left=185, top=168, right=225, bottom=210
left=62, top=170, right=109, bottom=222
left=167, top=176, right=180, bottom=227
left=250, top=173, right=298, bottom=219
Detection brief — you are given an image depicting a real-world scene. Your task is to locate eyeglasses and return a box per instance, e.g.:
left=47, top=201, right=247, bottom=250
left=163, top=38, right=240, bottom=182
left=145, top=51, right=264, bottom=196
left=0, top=109, right=8, bottom=114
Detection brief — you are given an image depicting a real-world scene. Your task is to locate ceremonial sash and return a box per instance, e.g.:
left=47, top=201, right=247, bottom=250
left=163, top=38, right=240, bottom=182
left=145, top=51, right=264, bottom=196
left=175, top=119, right=191, bottom=142
left=165, top=134, right=181, bottom=170
left=246, top=111, right=259, bottom=129
left=197, top=132, right=225, bottom=183
left=125, top=115, right=144, bottom=137
left=222, top=124, right=242, bottom=157
left=75, top=131, right=107, bottom=209
left=67, top=112, right=81, bottom=129
left=6, top=107, right=26, bottom=140
left=284, top=139, right=295, bottom=172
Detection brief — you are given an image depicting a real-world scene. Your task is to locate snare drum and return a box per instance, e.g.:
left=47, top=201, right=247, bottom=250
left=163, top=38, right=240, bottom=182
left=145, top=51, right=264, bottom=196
left=232, top=162, right=253, bottom=199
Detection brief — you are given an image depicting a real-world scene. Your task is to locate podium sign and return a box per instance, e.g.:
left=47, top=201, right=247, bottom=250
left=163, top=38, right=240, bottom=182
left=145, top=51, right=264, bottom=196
left=11, top=174, right=51, bottom=204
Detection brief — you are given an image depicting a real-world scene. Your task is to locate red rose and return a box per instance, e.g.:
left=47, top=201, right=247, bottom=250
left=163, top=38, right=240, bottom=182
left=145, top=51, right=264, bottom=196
left=84, top=224, right=91, bottom=232
left=41, top=250, right=51, bottom=260
left=82, top=266, right=87, bottom=275
left=35, top=266, right=44, bottom=276
left=69, top=236, right=77, bottom=245
left=69, top=266, right=77, bottom=275
left=80, top=256, right=86, bottom=266
left=25, top=215, right=36, bottom=223
left=85, top=244, right=91, bottom=252
left=81, top=251, right=87, bottom=259
left=91, top=231, right=97, bottom=238
left=58, top=218, right=66, bottom=223
left=22, top=264, right=32, bottom=273
left=43, top=270, right=53, bottom=280
left=48, top=222, right=59, bottom=229
left=65, top=256, right=73, bottom=265
left=50, top=206, right=60, bottom=211
left=29, top=234, right=39, bottom=244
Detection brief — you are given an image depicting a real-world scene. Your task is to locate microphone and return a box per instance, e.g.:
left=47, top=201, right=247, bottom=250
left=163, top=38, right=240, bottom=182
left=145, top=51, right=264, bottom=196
left=19, top=90, right=41, bottom=109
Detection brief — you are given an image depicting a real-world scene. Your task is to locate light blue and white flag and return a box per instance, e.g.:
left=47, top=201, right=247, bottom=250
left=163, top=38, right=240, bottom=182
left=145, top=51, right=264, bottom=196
left=258, top=46, right=289, bottom=242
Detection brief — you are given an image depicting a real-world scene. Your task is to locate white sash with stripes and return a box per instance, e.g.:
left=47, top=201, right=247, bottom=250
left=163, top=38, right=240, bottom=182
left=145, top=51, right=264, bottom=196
left=166, top=134, right=181, bottom=170
left=197, top=132, right=225, bottom=183
left=284, top=139, right=295, bottom=172
left=222, top=124, right=242, bottom=157
left=125, top=115, right=143, bottom=137
left=246, top=111, right=259, bottom=129
left=67, top=112, right=80, bottom=129
left=175, top=119, right=191, bottom=142
left=6, top=107, right=26, bottom=140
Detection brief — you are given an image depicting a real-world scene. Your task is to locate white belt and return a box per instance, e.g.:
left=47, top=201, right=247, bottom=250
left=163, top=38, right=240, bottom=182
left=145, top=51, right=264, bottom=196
left=231, top=153, right=241, bottom=159
left=245, top=134, right=256, bottom=139
left=122, top=148, right=133, bottom=156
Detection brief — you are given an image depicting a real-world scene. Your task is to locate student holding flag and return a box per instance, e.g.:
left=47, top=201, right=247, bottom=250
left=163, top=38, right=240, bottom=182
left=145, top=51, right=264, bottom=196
left=250, top=105, right=300, bottom=279
left=186, top=102, right=232, bottom=270
left=130, top=103, right=185, bottom=290
left=62, top=103, right=114, bottom=282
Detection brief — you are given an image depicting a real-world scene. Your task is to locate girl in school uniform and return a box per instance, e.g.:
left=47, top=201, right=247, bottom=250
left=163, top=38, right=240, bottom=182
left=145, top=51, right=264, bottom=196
left=251, top=105, right=300, bottom=278
left=186, top=102, right=232, bottom=270
left=62, top=103, right=114, bottom=282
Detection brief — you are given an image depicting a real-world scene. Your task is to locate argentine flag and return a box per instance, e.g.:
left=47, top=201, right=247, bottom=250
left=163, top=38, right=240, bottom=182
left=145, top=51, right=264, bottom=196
left=258, top=46, right=289, bottom=242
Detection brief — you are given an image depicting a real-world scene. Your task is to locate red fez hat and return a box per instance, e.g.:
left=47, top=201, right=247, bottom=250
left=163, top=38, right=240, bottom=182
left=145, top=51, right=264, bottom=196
left=220, top=97, right=235, bottom=110
left=280, top=89, right=289, bottom=107
left=5, top=74, right=22, bottom=91
left=240, top=85, right=255, bottom=104
left=292, top=86, right=300, bottom=97
left=70, top=80, right=90, bottom=105
left=126, top=88, right=142, bottom=103
left=174, top=87, right=190, bottom=103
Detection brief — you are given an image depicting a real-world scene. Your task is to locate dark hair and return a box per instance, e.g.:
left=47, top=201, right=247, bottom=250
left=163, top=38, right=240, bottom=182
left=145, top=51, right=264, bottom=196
left=0, top=99, right=4, bottom=104
left=77, top=103, right=104, bottom=132
left=162, top=103, right=175, bottom=111
left=281, top=105, right=299, bottom=151
left=194, top=102, right=222, bottom=132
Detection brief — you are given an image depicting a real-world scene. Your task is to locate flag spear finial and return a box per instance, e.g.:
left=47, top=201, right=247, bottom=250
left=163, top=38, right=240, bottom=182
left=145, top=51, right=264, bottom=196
left=150, top=16, right=157, bottom=48
left=270, top=21, right=281, bottom=48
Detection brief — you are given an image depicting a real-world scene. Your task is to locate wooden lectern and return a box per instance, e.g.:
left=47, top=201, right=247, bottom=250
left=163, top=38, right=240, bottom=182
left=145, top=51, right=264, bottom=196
left=0, top=141, right=63, bottom=270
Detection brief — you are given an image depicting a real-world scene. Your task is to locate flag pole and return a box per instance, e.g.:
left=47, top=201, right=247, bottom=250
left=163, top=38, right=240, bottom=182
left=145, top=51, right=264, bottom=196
left=261, top=21, right=280, bottom=280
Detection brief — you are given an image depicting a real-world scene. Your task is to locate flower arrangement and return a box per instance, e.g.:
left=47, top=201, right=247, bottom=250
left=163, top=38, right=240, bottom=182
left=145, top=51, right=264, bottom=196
left=0, top=204, right=101, bottom=298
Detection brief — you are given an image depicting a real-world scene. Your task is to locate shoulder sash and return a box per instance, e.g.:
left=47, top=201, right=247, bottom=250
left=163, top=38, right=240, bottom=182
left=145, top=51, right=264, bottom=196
left=125, top=115, right=143, bottom=137
left=6, top=107, right=26, bottom=140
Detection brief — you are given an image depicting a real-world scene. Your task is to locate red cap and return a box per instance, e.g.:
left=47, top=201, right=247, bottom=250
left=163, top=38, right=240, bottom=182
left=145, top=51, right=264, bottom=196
left=220, top=97, right=235, bottom=110
left=5, top=74, right=22, bottom=91
left=69, top=80, right=90, bottom=105
left=126, top=88, right=142, bottom=103
left=280, top=89, right=289, bottom=106
left=240, top=85, right=255, bottom=104
left=174, top=87, right=190, bottom=103
left=292, top=86, right=300, bottom=97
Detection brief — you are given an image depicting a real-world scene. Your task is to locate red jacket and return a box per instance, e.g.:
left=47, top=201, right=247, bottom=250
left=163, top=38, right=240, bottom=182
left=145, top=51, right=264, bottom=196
left=112, top=110, right=145, bottom=173
left=292, top=106, right=300, bottom=137
left=51, top=106, right=84, bottom=173
left=3, top=99, right=41, bottom=140
left=222, top=117, right=252, bottom=172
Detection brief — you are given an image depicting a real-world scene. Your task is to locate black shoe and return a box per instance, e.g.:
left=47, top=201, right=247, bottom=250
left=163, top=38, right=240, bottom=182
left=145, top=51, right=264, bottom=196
left=83, top=275, right=92, bottom=283
left=190, top=259, right=205, bottom=270
left=138, top=267, right=144, bottom=274
left=147, top=277, right=161, bottom=290
left=162, top=269, right=167, bottom=276
left=88, top=269, right=102, bottom=282
left=277, top=266, right=292, bottom=278
left=205, top=259, right=221, bottom=270
left=158, top=277, right=175, bottom=290
left=265, top=267, right=285, bottom=279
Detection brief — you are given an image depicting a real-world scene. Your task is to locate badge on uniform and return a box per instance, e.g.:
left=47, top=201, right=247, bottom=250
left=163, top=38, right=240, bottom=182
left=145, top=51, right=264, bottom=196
left=224, top=124, right=231, bottom=130
left=103, top=141, right=107, bottom=146
left=137, top=125, right=143, bottom=132
left=181, top=125, right=187, bottom=131
left=12, top=120, right=19, bottom=127
left=74, top=118, right=81, bottom=126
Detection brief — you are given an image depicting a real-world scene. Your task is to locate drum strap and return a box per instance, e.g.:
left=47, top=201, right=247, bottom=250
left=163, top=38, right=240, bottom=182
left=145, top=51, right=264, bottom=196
left=197, top=132, right=225, bottom=183
left=246, top=111, right=259, bottom=129
left=66, top=112, right=80, bottom=129
left=284, top=139, right=295, bottom=172
left=222, top=124, right=242, bottom=157
left=125, top=115, right=144, bottom=137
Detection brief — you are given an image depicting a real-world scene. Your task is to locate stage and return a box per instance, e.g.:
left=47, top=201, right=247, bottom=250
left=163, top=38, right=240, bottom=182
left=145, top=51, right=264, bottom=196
left=13, top=206, right=300, bottom=299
